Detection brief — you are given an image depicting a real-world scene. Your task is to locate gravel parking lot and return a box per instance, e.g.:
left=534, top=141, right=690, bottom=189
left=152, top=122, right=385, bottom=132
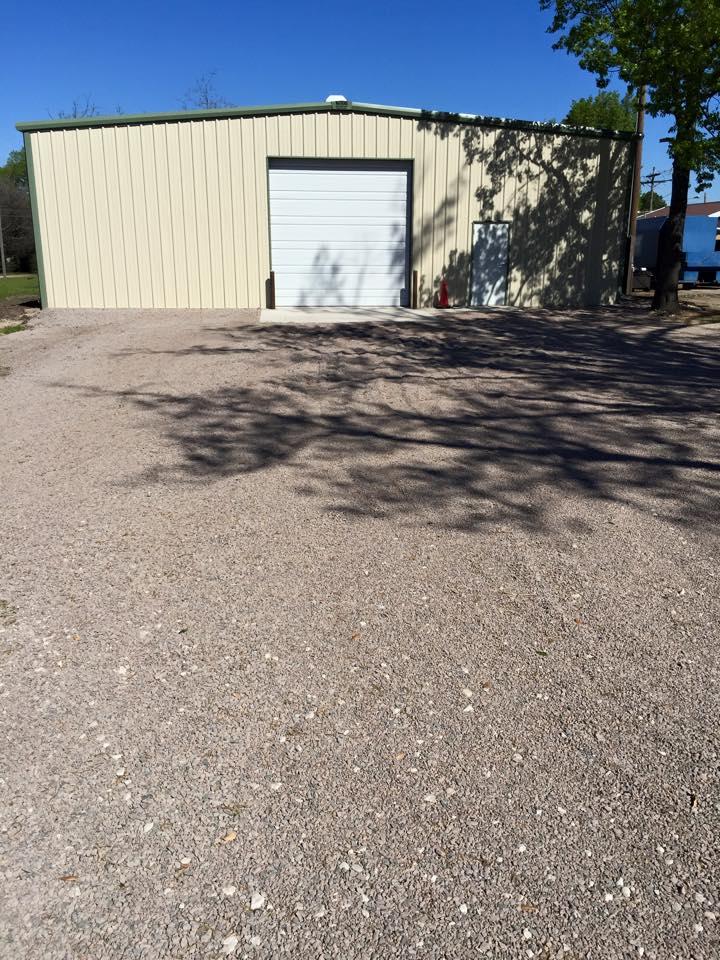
left=1, top=304, right=719, bottom=959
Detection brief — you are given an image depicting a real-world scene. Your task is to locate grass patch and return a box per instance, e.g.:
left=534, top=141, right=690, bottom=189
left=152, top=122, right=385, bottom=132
left=0, top=323, right=26, bottom=336
left=0, top=274, right=39, bottom=302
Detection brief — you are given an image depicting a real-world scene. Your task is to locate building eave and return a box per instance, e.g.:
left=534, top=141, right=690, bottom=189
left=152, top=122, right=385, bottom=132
left=16, top=99, right=637, bottom=142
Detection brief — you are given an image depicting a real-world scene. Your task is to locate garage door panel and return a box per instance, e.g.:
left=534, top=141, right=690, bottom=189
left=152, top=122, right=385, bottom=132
left=275, top=279, right=405, bottom=306
left=271, top=198, right=408, bottom=219
left=269, top=161, right=410, bottom=307
left=272, top=249, right=406, bottom=268
left=270, top=184, right=408, bottom=201
left=279, top=271, right=404, bottom=281
left=271, top=223, right=406, bottom=244
left=276, top=290, right=405, bottom=307
left=270, top=170, right=408, bottom=193
left=271, top=217, right=408, bottom=232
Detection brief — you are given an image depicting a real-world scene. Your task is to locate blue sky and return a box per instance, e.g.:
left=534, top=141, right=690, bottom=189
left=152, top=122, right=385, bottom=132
left=3, top=0, right=714, bottom=203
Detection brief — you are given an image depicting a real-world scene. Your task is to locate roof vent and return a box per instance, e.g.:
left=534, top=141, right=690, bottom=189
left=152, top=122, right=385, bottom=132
left=325, top=94, right=349, bottom=104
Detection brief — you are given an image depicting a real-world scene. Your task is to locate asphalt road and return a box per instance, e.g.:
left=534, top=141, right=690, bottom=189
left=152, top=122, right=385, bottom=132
left=1, top=305, right=719, bottom=959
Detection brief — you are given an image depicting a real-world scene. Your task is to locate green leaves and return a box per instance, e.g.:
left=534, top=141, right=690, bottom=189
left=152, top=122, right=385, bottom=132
left=541, top=0, right=720, bottom=183
left=639, top=189, right=666, bottom=211
left=0, top=148, right=28, bottom=189
left=564, top=90, right=637, bottom=131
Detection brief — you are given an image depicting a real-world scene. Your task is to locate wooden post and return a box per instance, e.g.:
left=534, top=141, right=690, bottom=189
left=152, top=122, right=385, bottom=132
left=266, top=271, right=276, bottom=309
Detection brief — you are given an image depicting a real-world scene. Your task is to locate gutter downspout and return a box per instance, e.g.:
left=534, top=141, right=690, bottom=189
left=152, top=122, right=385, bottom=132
left=624, top=86, right=646, bottom=296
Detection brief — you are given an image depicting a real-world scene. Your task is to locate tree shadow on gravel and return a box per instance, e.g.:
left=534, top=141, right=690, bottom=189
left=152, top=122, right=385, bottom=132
left=74, top=308, right=720, bottom=533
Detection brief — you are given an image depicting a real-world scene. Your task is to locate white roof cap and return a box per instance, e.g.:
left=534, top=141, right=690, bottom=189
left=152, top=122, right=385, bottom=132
left=325, top=94, right=348, bottom=103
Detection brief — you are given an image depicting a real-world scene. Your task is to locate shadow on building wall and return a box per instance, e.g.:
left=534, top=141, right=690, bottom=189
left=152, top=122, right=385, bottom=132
left=415, top=114, right=631, bottom=307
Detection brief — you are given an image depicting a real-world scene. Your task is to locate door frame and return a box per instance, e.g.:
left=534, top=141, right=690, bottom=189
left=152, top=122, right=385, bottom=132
left=266, top=157, right=414, bottom=307
left=470, top=220, right=511, bottom=307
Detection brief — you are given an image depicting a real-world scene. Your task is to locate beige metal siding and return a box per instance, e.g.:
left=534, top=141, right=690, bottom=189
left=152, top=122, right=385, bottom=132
left=28, top=111, right=632, bottom=309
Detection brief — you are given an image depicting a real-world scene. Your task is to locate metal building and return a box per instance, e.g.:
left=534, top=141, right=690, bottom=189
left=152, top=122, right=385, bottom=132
left=17, top=98, right=634, bottom=310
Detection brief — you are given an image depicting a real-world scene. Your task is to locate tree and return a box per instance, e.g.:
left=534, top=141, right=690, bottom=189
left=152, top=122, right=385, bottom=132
left=564, top=90, right=636, bottom=131
left=52, top=96, right=100, bottom=120
left=181, top=72, right=232, bottom=110
left=0, top=148, right=34, bottom=272
left=541, top=0, right=720, bottom=312
left=0, top=148, right=28, bottom=188
left=639, top=189, right=666, bottom=212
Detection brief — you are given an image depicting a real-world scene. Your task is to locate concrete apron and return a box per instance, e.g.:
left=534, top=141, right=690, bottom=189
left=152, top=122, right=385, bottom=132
left=258, top=306, right=481, bottom=325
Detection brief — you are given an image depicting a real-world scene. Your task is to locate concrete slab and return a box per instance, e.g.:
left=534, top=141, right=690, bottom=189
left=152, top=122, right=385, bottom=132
left=258, top=306, right=481, bottom=324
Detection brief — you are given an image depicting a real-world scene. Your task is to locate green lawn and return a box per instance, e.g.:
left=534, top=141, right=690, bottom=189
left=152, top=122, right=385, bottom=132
left=0, top=274, right=39, bottom=301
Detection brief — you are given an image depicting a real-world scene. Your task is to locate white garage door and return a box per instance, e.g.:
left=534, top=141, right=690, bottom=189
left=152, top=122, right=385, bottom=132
left=269, top=161, right=410, bottom=307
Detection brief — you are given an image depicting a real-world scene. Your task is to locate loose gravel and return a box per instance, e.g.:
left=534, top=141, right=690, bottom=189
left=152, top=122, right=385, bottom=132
left=1, top=305, right=719, bottom=959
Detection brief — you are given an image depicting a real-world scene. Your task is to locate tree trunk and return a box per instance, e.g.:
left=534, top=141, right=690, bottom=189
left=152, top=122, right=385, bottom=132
left=651, top=160, right=690, bottom=312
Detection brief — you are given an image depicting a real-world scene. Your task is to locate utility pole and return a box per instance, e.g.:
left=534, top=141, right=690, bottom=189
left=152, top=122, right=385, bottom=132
left=646, top=167, right=660, bottom=208
left=640, top=167, right=672, bottom=211
left=639, top=168, right=672, bottom=214
left=624, top=85, right=646, bottom=296
left=0, top=205, right=7, bottom=279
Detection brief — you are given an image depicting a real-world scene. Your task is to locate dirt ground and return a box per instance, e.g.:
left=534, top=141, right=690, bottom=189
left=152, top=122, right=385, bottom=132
left=632, top=285, right=720, bottom=322
left=1, top=304, right=719, bottom=959
left=678, top=285, right=720, bottom=308
left=0, top=294, right=41, bottom=329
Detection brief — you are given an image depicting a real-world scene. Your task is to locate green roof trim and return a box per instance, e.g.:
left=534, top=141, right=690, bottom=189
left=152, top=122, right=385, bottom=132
left=16, top=99, right=637, bottom=141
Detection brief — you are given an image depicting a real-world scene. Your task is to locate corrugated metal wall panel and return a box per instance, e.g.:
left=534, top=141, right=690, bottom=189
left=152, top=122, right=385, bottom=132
left=252, top=118, right=270, bottom=308
left=51, top=131, right=75, bottom=305
left=164, top=124, right=185, bottom=307
left=101, top=127, right=125, bottom=306
left=227, top=120, right=247, bottom=308
left=28, top=111, right=632, bottom=309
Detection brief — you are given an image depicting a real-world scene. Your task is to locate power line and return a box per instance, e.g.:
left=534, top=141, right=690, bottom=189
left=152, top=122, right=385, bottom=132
left=640, top=166, right=671, bottom=210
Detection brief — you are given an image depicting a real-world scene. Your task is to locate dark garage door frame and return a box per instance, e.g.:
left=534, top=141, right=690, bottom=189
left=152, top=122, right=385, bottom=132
left=266, top=158, right=414, bottom=307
